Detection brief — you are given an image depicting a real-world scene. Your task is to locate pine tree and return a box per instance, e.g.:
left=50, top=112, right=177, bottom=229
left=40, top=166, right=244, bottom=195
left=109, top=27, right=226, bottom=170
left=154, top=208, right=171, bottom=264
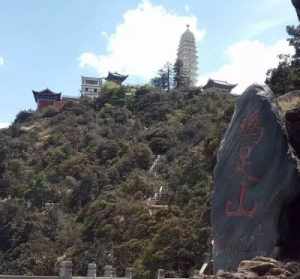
left=151, top=62, right=174, bottom=92
left=174, top=59, right=184, bottom=89
left=287, top=25, right=300, bottom=65
left=266, top=24, right=300, bottom=96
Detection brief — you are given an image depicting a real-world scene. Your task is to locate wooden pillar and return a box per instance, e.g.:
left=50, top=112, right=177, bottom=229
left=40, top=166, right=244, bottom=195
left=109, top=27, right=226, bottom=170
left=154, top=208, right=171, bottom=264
left=87, top=263, right=97, bottom=278
left=104, top=265, right=113, bottom=277
left=59, top=261, right=72, bottom=279
left=125, top=267, right=133, bottom=279
left=157, top=269, right=165, bottom=279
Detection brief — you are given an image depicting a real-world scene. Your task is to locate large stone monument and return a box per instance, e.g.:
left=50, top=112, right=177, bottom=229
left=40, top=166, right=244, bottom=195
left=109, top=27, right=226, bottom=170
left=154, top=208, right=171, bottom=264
left=212, top=84, right=300, bottom=271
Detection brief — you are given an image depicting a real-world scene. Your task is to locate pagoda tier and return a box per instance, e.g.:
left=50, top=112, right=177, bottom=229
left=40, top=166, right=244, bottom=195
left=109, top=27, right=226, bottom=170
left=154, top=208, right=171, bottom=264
left=32, top=89, right=62, bottom=110
left=106, top=72, right=128, bottom=85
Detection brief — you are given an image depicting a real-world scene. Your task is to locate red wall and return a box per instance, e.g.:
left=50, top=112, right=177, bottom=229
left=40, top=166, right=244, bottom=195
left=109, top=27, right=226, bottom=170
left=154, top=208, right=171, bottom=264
left=37, top=100, right=64, bottom=111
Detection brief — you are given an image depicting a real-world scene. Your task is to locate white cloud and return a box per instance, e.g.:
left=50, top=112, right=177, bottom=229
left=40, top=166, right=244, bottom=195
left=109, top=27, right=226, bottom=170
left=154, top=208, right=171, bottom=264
left=0, top=57, right=4, bottom=66
left=79, top=0, right=205, bottom=81
left=199, top=39, right=294, bottom=94
left=0, top=122, right=9, bottom=129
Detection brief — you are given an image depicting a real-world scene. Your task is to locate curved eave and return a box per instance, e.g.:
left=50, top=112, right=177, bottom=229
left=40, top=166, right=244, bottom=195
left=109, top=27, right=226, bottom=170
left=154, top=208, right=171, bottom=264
left=106, top=72, right=128, bottom=83
left=32, top=90, right=62, bottom=103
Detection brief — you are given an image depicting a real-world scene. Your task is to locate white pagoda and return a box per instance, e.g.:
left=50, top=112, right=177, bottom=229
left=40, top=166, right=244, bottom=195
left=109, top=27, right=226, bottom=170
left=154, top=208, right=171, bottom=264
left=176, top=25, right=198, bottom=88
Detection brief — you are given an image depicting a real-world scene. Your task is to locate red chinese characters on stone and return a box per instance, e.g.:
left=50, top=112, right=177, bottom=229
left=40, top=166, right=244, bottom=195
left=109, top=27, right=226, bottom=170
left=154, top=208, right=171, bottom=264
left=239, top=111, right=264, bottom=146
left=225, top=111, right=264, bottom=218
left=235, top=147, right=260, bottom=183
left=226, top=184, right=257, bottom=218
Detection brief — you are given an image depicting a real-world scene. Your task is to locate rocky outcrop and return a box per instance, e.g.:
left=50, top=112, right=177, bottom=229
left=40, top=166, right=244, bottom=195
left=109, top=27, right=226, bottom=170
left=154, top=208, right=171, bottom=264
left=213, top=85, right=300, bottom=271
left=200, top=257, right=300, bottom=278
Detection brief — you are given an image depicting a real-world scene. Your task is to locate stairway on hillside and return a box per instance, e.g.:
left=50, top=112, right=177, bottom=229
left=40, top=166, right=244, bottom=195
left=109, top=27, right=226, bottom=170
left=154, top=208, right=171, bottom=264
left=149, top=155, right=161, bottom=175
left=146, top=155, right=169, bottom=215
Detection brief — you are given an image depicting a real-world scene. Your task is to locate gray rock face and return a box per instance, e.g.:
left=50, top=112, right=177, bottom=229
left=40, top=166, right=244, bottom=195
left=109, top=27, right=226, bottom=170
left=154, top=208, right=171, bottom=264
left=197, top=257, right=300, bottom=279
left=212, top=85, right=300, bottom=271
left=292, top=0, right=300, bottom=20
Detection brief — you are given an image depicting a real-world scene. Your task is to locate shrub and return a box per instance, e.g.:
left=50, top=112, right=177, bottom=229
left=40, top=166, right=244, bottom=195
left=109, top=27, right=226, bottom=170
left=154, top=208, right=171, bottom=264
left=14, top=110, right=34, bottom=124
left=96, top=140, right=120, bottom=163
left=42, top=107, right=60, bottom=118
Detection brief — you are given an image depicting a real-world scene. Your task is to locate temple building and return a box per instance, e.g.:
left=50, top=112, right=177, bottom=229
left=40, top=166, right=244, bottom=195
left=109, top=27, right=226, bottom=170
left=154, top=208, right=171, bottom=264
left=81, top=76, right=103, bottom=98
left=176, top=25, right=198, bottom=88
left=32, top=88, right=63, bottom=110
left=105, top=72, right=128, bottom=85
left=203, top=79, right=237, bottom=94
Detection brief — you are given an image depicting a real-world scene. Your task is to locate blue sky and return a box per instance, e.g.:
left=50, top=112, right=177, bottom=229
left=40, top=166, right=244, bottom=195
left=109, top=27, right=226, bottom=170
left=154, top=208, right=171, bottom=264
left=0, top=0, right=297, bottom=126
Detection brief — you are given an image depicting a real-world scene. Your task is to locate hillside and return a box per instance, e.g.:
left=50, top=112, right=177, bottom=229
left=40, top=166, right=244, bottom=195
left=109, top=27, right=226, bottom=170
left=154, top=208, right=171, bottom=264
left=0, top=86, right=235, bottom=278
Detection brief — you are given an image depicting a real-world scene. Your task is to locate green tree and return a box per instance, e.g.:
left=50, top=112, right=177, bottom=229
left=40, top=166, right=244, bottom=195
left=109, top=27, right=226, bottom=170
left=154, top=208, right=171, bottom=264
left=24, top=174, right=51, bottom=208
left=266, top=25, right=300, bottom=95
left=151, top=62, right=173, bottom=92
left=174, top=59, right=185, bottom=89
left=266, top=55, right=294, bottom=96
left=14, top=110, right=34, bottom=124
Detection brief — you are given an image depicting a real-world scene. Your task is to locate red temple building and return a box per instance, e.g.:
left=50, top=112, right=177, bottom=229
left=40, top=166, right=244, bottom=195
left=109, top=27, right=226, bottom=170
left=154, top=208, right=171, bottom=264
left=32, top=88, right=63, bottom=110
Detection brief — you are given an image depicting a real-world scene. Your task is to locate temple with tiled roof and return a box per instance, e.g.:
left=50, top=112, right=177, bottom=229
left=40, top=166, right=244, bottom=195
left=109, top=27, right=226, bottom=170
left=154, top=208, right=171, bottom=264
left=32, top=88, right=63, bottom=110
left=105, top=72, right=128, bottom=85
left=203, top=79, right=237, bottom=94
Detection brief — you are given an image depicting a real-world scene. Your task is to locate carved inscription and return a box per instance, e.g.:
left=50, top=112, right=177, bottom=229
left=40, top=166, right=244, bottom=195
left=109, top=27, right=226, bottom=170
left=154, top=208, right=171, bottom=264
left=225, top=111, right=264, bottom=218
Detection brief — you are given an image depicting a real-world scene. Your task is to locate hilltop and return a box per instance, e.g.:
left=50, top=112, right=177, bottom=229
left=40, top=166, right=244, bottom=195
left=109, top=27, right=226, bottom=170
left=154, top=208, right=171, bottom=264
left=0, top=86, right=235, bottom=278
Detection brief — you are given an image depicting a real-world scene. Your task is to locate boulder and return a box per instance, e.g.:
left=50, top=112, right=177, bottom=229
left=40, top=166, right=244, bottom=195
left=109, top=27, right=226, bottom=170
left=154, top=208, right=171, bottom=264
left=212, top=85, right=300, bottom=271
left=196, top=258, right=300, bottom=279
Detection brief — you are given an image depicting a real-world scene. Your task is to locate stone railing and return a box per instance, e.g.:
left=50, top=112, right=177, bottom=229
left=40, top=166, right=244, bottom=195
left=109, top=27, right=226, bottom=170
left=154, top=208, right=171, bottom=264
left=0, top=262, right=133, bottom=279
left=0, top=262, right=210, bottom=279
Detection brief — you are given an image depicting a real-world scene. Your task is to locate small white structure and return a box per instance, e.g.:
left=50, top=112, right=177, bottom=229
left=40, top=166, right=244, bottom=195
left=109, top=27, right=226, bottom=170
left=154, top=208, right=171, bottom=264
left=203, top=79, right=237, bottom=94
left=81, top=76, right=103, bottom=98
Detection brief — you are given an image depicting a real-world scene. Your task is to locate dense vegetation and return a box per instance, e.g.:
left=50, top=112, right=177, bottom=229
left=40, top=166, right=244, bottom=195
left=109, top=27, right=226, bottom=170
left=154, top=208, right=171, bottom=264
left=0, top=86, right=235, bottom=278
left=266, top=24, right=300, bottom=96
